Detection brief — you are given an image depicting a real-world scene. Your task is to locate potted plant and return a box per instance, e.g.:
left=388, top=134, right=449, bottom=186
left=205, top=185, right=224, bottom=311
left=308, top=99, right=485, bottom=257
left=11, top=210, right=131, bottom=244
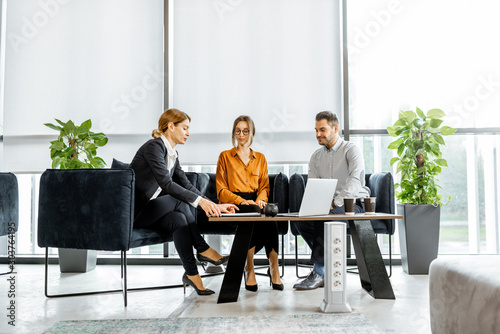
left=387, top=108, right=456, bottom=274
left=45, top=119, right=108, bottom=169
left=45, top=119, right=109, bottom=272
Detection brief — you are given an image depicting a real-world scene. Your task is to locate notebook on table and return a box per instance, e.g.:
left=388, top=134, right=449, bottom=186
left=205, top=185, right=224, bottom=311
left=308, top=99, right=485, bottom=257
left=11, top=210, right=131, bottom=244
left=220, top=212, right=261, bottom=217
left=278, top=178, right=337, bottom=217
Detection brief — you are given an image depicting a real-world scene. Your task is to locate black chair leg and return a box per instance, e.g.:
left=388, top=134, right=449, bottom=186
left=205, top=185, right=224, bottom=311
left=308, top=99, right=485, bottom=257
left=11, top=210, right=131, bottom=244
left=388, top=235, right=392, bottom=278
left=295, top=235, right=312, bottom=279
left=281, top=234, right=285, bottom=278
left=122, top=251, right=127, bottom=307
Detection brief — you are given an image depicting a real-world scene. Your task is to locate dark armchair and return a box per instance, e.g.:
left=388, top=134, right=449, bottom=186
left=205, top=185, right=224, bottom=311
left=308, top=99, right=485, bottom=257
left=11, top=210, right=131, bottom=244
left=0, top=173, right=19, bottom=276
left=37, top=168, right=182, bottom=307
left=289, top=172, right=395, bottom=277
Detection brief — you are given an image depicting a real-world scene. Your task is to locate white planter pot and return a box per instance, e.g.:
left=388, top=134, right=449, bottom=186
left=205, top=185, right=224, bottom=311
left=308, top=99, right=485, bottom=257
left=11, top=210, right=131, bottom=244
left=58, top=248, right=97, bottom=273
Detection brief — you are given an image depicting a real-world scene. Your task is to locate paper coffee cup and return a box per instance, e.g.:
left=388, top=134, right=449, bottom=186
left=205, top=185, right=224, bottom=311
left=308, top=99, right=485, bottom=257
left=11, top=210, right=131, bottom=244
left=364, top=197, right=376, bottom=214
left=344, top=197, right=355, bottom=215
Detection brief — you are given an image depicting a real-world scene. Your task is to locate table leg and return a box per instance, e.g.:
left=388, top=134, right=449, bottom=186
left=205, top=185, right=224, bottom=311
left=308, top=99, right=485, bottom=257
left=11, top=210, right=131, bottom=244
left=217, top=222, right=254, bottom=303
left=348, top=220, right=395, bottom=299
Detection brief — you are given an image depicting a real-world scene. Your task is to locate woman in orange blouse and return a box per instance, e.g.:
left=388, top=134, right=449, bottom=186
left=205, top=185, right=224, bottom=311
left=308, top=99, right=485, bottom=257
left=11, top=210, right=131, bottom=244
left=216, top=115, right=283, bottom=291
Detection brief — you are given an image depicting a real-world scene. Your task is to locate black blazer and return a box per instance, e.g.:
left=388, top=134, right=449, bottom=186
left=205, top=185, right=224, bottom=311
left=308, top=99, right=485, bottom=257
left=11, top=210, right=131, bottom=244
left=129, top=138, right=205, bottom=218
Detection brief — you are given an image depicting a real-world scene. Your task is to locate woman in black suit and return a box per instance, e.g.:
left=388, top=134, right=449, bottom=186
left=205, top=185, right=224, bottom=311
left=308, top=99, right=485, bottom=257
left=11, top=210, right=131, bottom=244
left=130, top=108, right=237, bottom=295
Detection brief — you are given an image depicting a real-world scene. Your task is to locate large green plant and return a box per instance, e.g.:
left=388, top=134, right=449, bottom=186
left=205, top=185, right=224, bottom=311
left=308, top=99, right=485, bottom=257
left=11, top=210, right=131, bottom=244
left=44, top=119, right=108, bottom=169
left=387, top=108, right=457, bottom=206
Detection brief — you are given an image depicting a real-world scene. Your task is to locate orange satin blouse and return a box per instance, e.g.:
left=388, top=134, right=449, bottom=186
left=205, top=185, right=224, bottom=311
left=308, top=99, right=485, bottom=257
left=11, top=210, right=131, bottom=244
left=216, top=147, right=270, bottom=205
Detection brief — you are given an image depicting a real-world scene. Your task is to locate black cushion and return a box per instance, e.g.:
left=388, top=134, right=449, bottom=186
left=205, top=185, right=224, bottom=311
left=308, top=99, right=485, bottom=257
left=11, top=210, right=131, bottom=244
left=366, top=172, right=396, bottom=234
left=0, top=173, right=19, bottom=236
left=111, top=158, right=130, bottom=170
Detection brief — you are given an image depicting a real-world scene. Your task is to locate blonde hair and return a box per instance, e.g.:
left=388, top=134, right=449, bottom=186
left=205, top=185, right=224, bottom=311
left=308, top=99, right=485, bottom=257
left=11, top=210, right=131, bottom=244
left=231, top=115, right=255, bottom=147
left=152, top=108, right=191, bottom=138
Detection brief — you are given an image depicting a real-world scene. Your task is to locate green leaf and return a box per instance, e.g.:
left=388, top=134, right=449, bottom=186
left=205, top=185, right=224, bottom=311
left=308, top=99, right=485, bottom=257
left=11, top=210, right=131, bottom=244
left=388, top=137, right=405, bottom=149
left=427, top=108, right=446, bottom=119
left=390, top=157, right=399, bottom=166
left=90, top=157, right=107, bottom=168
left=432, top=166, right=442, bottom=174
left=430, top=119, right=444, bottom=128
left=80, top=119, right=92, bottom=132
left=393, top=119, right=406, bottom=127
left=440, top=126, right=457, bottom=136
left=55, top=119, right=66, bottom=127
left=397, top=143, right=405, bottom=156
left=387, top=126, right=398, bottom=137
left=431, top=133, right=445, bottom=145
left=435, top=159, right=448, bottom=167
left=49, top=141, right=66, bottom=150
left=63, top=120, right=76, bottom=134
left=51, top=156, right=62, bottom=169
left=44, top=123, right=63, bottom=131
left=402, top=110, right=416, bottom=124
left=416, top=107, right=426, bottom=119
left=94, top=137, right=108, bottom=147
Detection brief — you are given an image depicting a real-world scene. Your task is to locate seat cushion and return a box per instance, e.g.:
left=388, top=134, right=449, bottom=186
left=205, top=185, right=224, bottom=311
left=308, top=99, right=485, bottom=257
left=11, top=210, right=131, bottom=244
left=129, top=228, right=173, bottom=248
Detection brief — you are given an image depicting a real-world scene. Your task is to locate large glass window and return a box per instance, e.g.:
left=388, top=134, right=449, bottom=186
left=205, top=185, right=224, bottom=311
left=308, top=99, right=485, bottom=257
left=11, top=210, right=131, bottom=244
left=347, top=0, right=500, bottom=254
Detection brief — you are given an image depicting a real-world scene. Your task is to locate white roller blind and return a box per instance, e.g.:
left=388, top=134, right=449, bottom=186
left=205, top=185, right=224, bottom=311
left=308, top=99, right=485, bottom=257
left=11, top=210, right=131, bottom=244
left=171, top=0, right=341, bottom=164
left=2, top=0, right=163, bottom=172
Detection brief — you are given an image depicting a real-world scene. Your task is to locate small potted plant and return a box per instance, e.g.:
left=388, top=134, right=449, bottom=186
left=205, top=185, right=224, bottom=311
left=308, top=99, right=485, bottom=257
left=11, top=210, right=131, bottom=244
left=45, top=119, right=108, bottom=272
left=387, top=108, right=456, bottom=274
left=45, top=119, right=108, bottom=169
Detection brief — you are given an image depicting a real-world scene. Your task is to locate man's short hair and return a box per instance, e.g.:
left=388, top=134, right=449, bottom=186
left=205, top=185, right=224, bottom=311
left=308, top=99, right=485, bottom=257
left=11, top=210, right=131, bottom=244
left=315, top=111, right=339, bottom=128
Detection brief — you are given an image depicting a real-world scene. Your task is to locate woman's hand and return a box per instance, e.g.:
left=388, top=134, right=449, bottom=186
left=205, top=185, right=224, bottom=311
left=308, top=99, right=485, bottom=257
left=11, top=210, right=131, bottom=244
left=218, top=203, right=238, bottom=214
left=240, top=200, right=257, bottom=206
left=199, top=198, right=222, bottom=217
left=256, top=200, right=266, bottom=209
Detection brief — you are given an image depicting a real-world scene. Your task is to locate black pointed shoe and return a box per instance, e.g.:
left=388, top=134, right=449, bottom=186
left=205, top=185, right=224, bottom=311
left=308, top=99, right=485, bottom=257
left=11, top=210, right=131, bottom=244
left=196, top=253, right=230, bottom=267
left=267, top=268, right=284, bottom=291
left=244, top=270, right=258, bottom=292
left=182, top=273, right=215, bottom=296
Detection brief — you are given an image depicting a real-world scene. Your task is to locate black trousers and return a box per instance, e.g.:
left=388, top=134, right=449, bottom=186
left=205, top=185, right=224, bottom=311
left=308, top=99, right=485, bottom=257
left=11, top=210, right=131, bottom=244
left=293, top=200, right=364, bottom=266
left=235, top=192, right=279, bottom=258
left=134, top=195, right=210, bottom=275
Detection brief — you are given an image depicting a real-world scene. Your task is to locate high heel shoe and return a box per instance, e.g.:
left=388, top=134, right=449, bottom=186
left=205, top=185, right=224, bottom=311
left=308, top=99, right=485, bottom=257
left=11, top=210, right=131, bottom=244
left=196, top=253, right=230, bottom=271
left=182, top=273, right=215, bottom=296
left=244, top=270, right=258, bottom=292
left=267, top=268, right=284, bottom=291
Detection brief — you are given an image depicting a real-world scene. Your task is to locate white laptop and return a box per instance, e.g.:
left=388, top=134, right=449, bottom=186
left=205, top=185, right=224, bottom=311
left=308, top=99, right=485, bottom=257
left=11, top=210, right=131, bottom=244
left=279, top=178, right=338, bottom=217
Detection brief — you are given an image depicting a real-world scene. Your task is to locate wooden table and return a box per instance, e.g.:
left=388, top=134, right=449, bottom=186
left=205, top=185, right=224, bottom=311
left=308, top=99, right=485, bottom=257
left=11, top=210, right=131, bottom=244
left=209, top=213, right=402, bottom=303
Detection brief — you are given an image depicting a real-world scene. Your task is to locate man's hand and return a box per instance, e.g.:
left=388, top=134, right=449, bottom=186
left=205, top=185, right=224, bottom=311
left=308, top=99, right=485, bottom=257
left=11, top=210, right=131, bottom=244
left=199, top=198, right=222, bottom=217
left=218, top=203, right=238, bottom=214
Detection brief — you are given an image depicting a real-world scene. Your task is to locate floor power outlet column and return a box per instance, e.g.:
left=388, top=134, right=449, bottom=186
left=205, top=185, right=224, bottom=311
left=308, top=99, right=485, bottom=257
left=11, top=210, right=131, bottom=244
left=320, top=221, right=352, bottom=313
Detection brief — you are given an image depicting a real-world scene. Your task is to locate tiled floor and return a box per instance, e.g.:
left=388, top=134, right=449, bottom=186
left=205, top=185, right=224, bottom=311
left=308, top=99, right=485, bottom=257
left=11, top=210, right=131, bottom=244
left=0, top=263, right=431, bottom=334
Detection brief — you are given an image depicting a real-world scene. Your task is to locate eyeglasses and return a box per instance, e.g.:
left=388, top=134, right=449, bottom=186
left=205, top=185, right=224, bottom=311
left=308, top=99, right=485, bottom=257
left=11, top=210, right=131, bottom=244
left=234, top=129, right=250, bottom=136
